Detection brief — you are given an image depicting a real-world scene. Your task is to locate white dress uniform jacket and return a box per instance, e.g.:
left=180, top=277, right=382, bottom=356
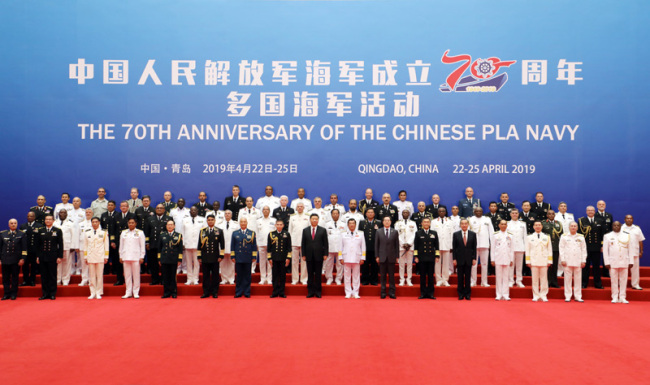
left=170, top=207, right=191, bottom=235
left=556, top=212, right=575, bottom=234
left=219, top=220, right=239, bottom=254
left=182, top=216, right=206, bottom=250
left=323, top=204, right=346, bottom=223
left=393, top=200, right=414, bottom=219
left=342, top=211, right=364, bottom=231
left=54, top=203, right=74, bottom=220
left=54, top=219, right=78, bottom=251
left=490, top=231, right=514, bottom=265
left=559, top=233, right=587, bottom=267
left=469, top=216, right=494, bottom=248
left=257, top=216, right=277, bottom=247
left=603, top=232, right=633, bottom=268
left=507, top=220, right=527, bottom=252
left=326, top=220, right=347, bottom=253
left=432, top=217, right=454, bottom=251
left=526, top=233, right=553, bottom=266
left=338, top=231, right=367, bottom=264
left=256, top=195, right=281, bottom=212
left=205, top=210, right=226, bottom=227
left=83, top=228, right=110, bottom=263
left=291, top=198, right=313, bottom=211
left=119, top=229, right=146, bottom=261
left=289, top=213, right=311, bottom=247
left=238, top=207, right=261, bottom=231
left=622, top=224, right=645, bottom=257
left=395, top=219, right=417, bottom=248
left=308, top=208, right=328, bottom=226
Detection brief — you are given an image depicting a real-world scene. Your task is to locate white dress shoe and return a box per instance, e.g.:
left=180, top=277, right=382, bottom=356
left=517, top=282, right=525, bottom=288
left=326, top=279, right=333, bottom=285
left=96, top=295, right=102, bottom=299
left=184, top=282, right=192, bottom=285
left=532, top=298, right=538, bottom=302
left=575, top=298, right=584, bottom=302
left=134, top=294, right=140, bottom=299
left=398, top=280, right=404, bottom=286
left=481, top=284, right=490, bottom=287
left=541, top=297, right=548, bottom=302
left=88, top=294, right=95, bottom=300
left=444, top=282, right=451, bottom=287
left=565, top=299, right=571, bottom=302
left=122, top=294, right=132, bottom=299
left=620, top=299, right=629, bottom=304
left=611, top=299, right=618, bottom=304
left=335, top=281, right=342, bottom=285
left=354, top=294, right=361, bottom=299
left=406, top=280, right=413, bottom=286
left=632, top=286, right=643, bottom=290
left=505, top=297, right=511, bottom=301
left=345, top=295, right=351, bottom=299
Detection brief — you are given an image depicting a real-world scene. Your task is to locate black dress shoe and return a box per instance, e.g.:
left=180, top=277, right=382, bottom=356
left=371, top=282, right=379, bottom=286
left=200, top=294, right=210, bottom=298
left=171, top=294, right=177, bottom=298
left=270, top=294, right=278, bottom=298
left=234, top=294, right=242, bottom=298
left=29, top=282, right=36, bottom=287
left=380, top=294, right=387, bottom=299
left=389, top=294, right=396, bottom=299
left=114, top=281, right=124, bottom=286
left=20, top=282, right=28, bottom=287
left=315, top=294, right=321, bottom=298
left=582, top=284, right=587, bottom=289
left=149, top=282, right=157, bottom=286
left=10, top=296, right=16, bottom=300
left=212, top=294, right=218, bottom=298
left=39, top=296, right=48, bottom=300
left=244, top=294, right=250, bottom=298
left=161, top=294, right=171, bottom=298
left=458, top=296, right=464, bottom=300
left=595, top=285, right=604, bottom=289
left=418, top=295, right=426, bottom=299
left=430, top=296, right=436, bottom=300
left=1, top=296, right=10, bottom=300
left=361, top=281, right=369, bottom=286
left=280, top=294, right=286, bottom=298
left=50, top=296, right=56, bottom=300
left=306, top=294, right=314, bottom=298
left=465, top=296, right=471, bottom=300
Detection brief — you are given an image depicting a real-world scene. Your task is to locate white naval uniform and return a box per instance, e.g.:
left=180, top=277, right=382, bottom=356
left=54, top=218, right=79, bottom=285
left=526, top=232, right=553, bottom=301
left=323, top=204, right=346, bottom=223
left=256, top=215, right=277, bottom=284
left=205, top=210, right=226, bottom=227
left=308, top=208, right=329, bottom=226
left=325, top=220, right=347, bottom=285
left=82, top=228, right=109, bottom=298
left=555, top=212, right=575, bottom=277
left=432, top=217, right=454, bottom=286
left=507, top=220, right=527, bottom=286
left=54, top=202, right=74, bottom=220
left=77, top=219, right=92, bottom=285
left=393, top=200, right=415, bottom=220
left=448, top=215, right=461, bottom=275
left=290, top=198, right=313, bottom=211
left=338, top=231, right=366, bottom=298
left=342, top=211, right=364, bottom=231
left=68, top=207, right=86, bottom=275
left=622, top=224, right=645, bottom=289
left=603, top=231, right=634, bottom=302
left=170, top=207, right=191, bottom=273
left=182, top=216, right=206, bottom=284
left=218, top=220, right=239, bottom=284
left=559, top=233, right=587, bottom=301
left=288, top=212, right=311, bottom=284
left=119, top=228, right=146, bottom=297
left=491, top=231, right=514, bottom=300
left=239, top=207, right=262, bottom=273
left=469, top=216, right=494, bottom=287
left=255, top=195, right=281, bottom=213
left=395, top=219, right=417, bottom=285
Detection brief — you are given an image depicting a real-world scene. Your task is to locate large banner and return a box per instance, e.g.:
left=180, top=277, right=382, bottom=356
left=2, top=1, right=649, bottom=260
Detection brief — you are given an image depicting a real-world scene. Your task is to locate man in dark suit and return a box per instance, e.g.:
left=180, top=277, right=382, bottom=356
left=145, top=204, right=172, bottom=285
left=37, top=214, right=64, bottom=300
left=375, top=216, right=400, bottom=298
left=425, top=194, right=446, bottom=219
left=224, top=185, right=245, bottom=221
left=452, top=219, right=477, bottom=300
left=579, top=206, right=604, bottom=289
left=359, top=188, right=379, bottom=217
left=532, top=192, right=552, bottom=219
left=19, top=211, right=43, bottom=286
left=301, top=214, right=328, bottom=298
left=459, top=187, right=481, bottom=218
left=135, top=195, right=154, bottom=230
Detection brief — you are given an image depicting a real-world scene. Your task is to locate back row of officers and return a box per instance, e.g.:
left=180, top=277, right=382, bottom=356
left=1, top=186, right=643, bottom=303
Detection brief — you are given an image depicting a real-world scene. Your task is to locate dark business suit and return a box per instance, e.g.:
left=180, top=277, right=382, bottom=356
left=301, top=226, right=328, bottom=297
left=452, top=230, right=477, bottom=299
left=374, top=227, right=399, bottom=297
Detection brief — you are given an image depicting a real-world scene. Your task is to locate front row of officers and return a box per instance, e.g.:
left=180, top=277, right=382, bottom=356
left=1, top=208, right=636, bottom=304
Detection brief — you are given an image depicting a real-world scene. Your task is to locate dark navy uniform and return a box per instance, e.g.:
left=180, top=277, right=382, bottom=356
left=145, top=214, right=171, bottom=284
left=230, top=229, right=258, bottom=297
left=19, top=220, right=43, bottom=286
left=531, top=202, right=551, bottom=220
left=224, top=196, right=245, bottom=220
left=193, top=202, right=210, bottom=217
left=0, top=230, right=27, bottom=299
left=162, top=201, right=177, bottom=214
left=520, top=211, right=537, bottom=234
left=359, top=219, right=382, bottom=285
left=158, top=231, right=183, bottom=297
left=411, top=211, right=434, bottom=230
left=100, top=211, right=118, bottom=275
left=542, top=219, right=564, bottom=287
left=37, top=226, right=64, bottom=299
left=496, top=202, right=516, bottom=221
left=267, top=229, right=292, bottom=297
left=135, top=206, right=154, bottom=230
left=30, top=205, right=53, bottom=226
left=359, top=199, right=379, bottom=217
left=458, top=198, right=481, bottom=219
left=425, top=204, right=446, bottom=219
left=197, top=226, right=225, bottom=297
left=376, top=204, right=399, bottom=227
left=485, top=212, right=503, bottom=231
left=272, top=206, right=294, bottom=228
left=578, top=216, right=604, bottom=289
left=413, top=228, right=440, bottom=299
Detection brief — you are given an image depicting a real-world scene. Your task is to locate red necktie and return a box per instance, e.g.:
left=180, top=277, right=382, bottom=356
left=463, top=232, right=467, bottom=246
left=312, top=227, right=315, bottom=240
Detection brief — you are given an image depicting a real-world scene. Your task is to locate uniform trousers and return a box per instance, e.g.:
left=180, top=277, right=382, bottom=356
left=610, top=268, right=628, bottom=301
left=22, top=251, right=38, bottom=285
left=398, top=249, right=414, bottom=283
left=291, top=246, right=308, bottom=284
left=57, top=250, right=72, bottom=285
left=361, top=250, right=378, bottom=285
left=123, top=261, right=140, bottom=296
left=582, top=250, right=602, bottom=287
left=379, top=261, right=396, bottom=296
left=77, top=252, right=89, bottom=284
left=509, top=252, right=525, bottom=285
left=271, top=260, right=287, bottom=297
left=471, top=248, right=490, bottom=286
left=161, top=263, right=178, bottom=296
left=324, top=252, right=344, bottom=283
left=88, top=263, right=104, bottom=297
left=419, top=260, right=435, bottom=298
left=201, top=261, right=220, bottom=296
left=235, top=262, right=252, bottom=297
left=306, top=258, right=324, bottom=296
left=344, top=262, right=361, bottom=297
left=2, top=264, right=20, bottom=297
left=70, top=250, right=82, bottom=274
left=456, top=263, right=471, bottom=298
left=257, top=247, right=272, bottom=284
left=495, top=264, right=510, bottom=300
left=531, top=266, right=549, bottom=300
left=630, top=256, right=641, bottom=288
left=547, top=250, right=559, bottom=286
left=435, top=250, right=451, bottom=284
left=563, top=266, right=582, bottom=300
left=40, top=260, right=58, bottom=297
left=184, top=249, right=200, bottom=284
left=147, top=248, right=161, bottom=284
left=220, top=256, right=235, bottom=284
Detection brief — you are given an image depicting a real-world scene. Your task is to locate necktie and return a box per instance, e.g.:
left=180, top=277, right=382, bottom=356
left=425, top=230, right=428, bottom=235
left=563, top=214, right=565, bottom=219
left=312, top=227, right=315, bottom=240
left=192, top=218, right=195, bottom=224
left=590, top=218, right=593, bottom=224
left=133, top=199, right=135, bottom=206
left=227, top=222, right=230, bottom=230
left=94, top=230, right=96, bottom=235
left=249, top=209, right=251, bottom=214
left=385, top=229, right=389, bottom=238
left=538, top=234, right=540, bottom=238
left=463, top=232, right=467, bottom=245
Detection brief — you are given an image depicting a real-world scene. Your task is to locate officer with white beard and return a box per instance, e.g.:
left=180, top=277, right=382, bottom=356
left=256, top=206, right=277, bottom=284
left=395, top=209, right=417, bottom=286
left=76, top=208, right=94, bottom=286
left=289, top=203, right=311, bottom=284
left=432, top=207, right=454, bottom=286
left=325, top=209, right=346, bottom=285
left=507, top=209, right=527, bottom=287
left=239, top=197, right=262, bottom=273
left=490, top=220, right=514, bottom=301
left=182, top=207, right=206, bottom=285
left=218, top=210, right=239, bottom=285
left=559, top=222, right=587, bottom=302
left=526, top=221, right=553, bottom=302
left=54, top=209, right=79, bottom=286
left=82, top=217, right=109, bottom=299
left=622, top=215, right=645, bottom=290
left=603, top=221, right=634, bottom=303
left=339, top=218, right=366, bottom=299
left=469, top=207, right=494, bottom=287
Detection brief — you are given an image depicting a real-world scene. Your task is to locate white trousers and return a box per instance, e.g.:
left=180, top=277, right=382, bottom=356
left=88, top=263, right=104, bottom=296
left=509, top=252, right=525, bottom=285
left=563, top=266, right=582, bottom=300
left=344, top=263, right=361, bottom=297
left=495, top=265, right=510, bottom=299
left=398, top=249, right=414, bottom=281
left=78, top=253, right=89, bottom=284
left=449, top=252, right=455, bottom=275
left=179, top=255, right=187, bottom=273
left=251, top=259, right=257, bottom=274
left=291, top=246, right=307, bottom=284
left=57, top=250, right=71, bottom=285
left=630, top=256, right=641, bottom=288
left=435, top=250, right=451, bottom=284
left=69, top=250, right=80, bottom=274
left=610, top=268, right=628, bottom=301
left=184, top=249, right=200, bottom=284
left=123, top=261, right=141, bottom=296
left=324, top=252, right=344, bottom=283
left=471, top=248, right=489, bottom=286
left=531, top=266, right=548, bottom=300
left=557, top=262, right=564, bottom=277
left=257, top=246, right=272, bottom=283
left=220, top=255, right=235, bottom=284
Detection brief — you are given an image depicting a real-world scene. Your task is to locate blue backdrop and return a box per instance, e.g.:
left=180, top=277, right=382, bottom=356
left=1, top=1, right=649, bottom=261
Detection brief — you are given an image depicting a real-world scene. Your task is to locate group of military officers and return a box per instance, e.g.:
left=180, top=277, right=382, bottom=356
left=0, top=185, right=644, bottom=303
